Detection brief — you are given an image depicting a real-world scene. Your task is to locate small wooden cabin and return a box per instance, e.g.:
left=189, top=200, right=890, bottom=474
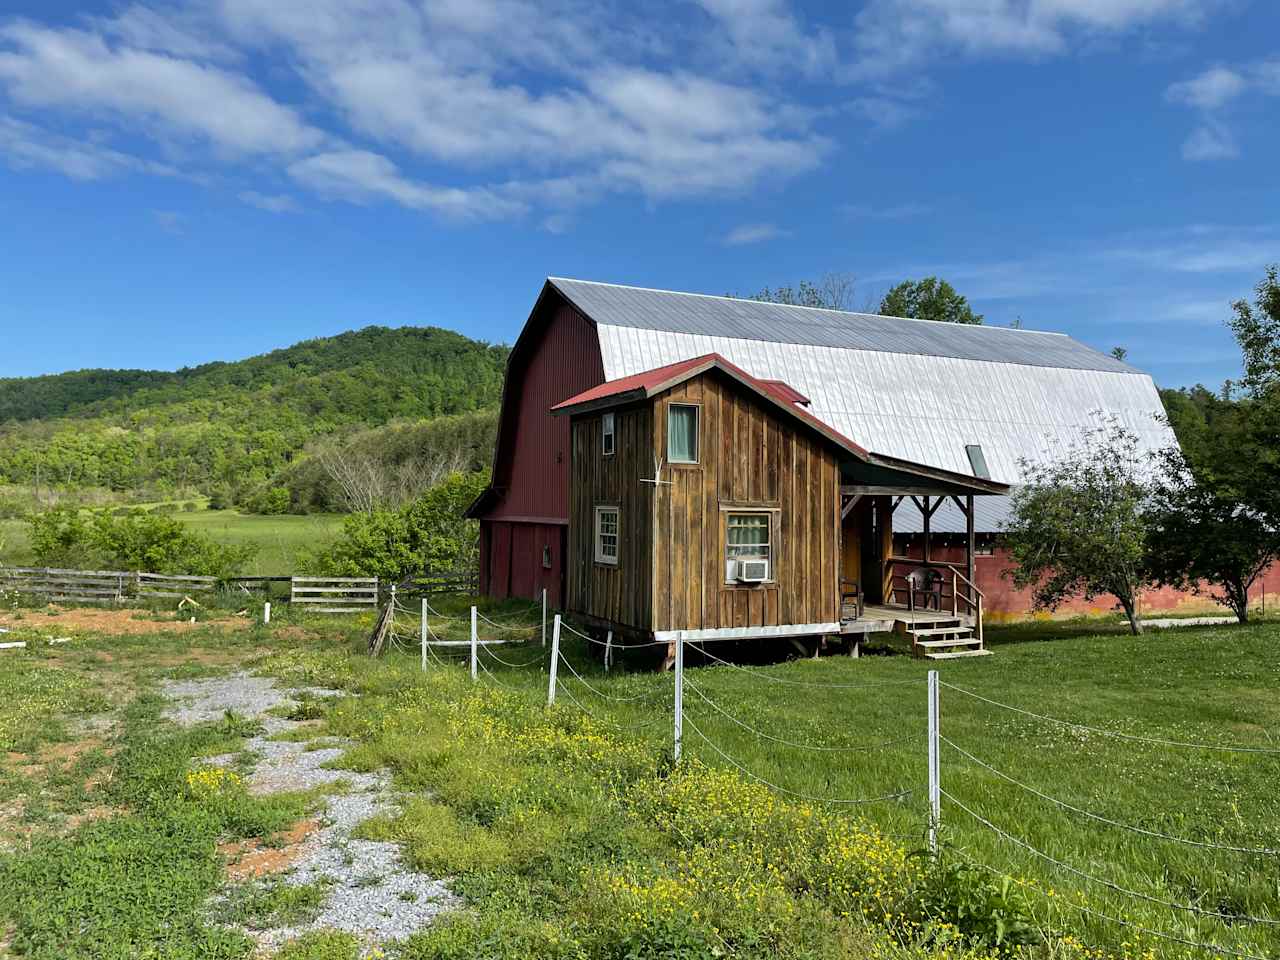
left=552, top=354, right=1008, bottom=659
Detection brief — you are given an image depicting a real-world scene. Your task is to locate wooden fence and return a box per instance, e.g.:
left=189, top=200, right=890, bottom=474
left=136, top=572, right=218, bottom=600
left=0, top=567, right=132, bottom=605
left=397, top=569, right=478, bottom=597
left=289, top=577, right=379, bottom=614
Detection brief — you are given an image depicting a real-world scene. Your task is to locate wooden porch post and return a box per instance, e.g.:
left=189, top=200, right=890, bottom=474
left=922, top=495, right=931, bottom=564
left=965, top=494, right=975, bottom=598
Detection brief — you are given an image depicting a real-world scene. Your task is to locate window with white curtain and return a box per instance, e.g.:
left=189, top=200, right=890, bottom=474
left=725, top=513, right=771, bottom=581
left=667, top=403, right=699, bottom=463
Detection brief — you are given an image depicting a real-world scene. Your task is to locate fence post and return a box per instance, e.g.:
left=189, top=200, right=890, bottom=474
left=927, top=669, right=940, bottom=856
left=673, top=632, right=684, bottom=764
left=420, top=598, right=428, bottom=672
left=605, top=630, right=613, bottom=672
left=470, top=606, right=479, bottom=681
left=541, top=587, right=547, bottom=647
left=547, top=614, right=562, bottom=706
left=263, top=601, right=271, bottom=625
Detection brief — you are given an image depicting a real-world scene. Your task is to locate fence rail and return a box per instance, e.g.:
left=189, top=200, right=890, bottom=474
left=1, top=567, right=131, bottom=604
left=290, top=576, right=379, bottom=613
left=396, top=570, right=479, bottom=597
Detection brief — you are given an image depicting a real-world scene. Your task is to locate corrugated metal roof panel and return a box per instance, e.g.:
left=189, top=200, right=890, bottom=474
left=551, top=277, right=1138, bottom=373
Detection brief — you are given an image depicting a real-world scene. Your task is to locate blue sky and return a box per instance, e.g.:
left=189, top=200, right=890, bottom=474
left=1, top=1, right=1277, bottom=388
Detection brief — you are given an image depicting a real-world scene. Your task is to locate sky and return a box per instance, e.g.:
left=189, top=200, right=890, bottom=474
left=0, top=1, right=1277, bottom=389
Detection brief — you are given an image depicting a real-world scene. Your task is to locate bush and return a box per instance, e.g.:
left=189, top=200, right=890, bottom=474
left=26, top=506, right=256, bottom=577
left=305, top=471, right=486, bottom=581
left=243, top=486, right=291, bottom=516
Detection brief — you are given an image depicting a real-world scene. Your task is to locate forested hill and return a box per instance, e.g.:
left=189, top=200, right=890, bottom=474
left=0, top=326, right=508, bottom=505
left=0, top=326, right=507, bottom=424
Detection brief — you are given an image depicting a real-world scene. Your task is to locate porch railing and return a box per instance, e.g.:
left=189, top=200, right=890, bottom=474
left=885, top=557, right=984, bottom=647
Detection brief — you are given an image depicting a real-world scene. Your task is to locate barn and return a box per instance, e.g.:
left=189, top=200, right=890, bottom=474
left=467, top=277, right=1182, bottom=629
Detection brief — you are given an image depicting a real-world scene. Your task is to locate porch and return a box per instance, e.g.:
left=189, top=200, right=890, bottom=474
left=836, top=486, right=995, bottom=660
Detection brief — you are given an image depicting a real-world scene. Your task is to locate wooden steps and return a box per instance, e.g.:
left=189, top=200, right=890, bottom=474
left=899, top=617, right=990, bottom=660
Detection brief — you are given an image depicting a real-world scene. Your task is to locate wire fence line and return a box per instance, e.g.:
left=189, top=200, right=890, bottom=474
left=941, top=681, right=1280, bottom=755
left=941, top=788, right=1280, bottom=928
left=682, top=673, right=919, bottom=754
left=681, top=710, right=915, bottom=807
left=555, top=649, right=655, bottom=703
left=941, top=736, right=1279, bottom=856
left=690, top=642, right=925, bottom=690
left=557, top=618, right=668, bottom=649
left=951, top=849, right=1270, bottom=960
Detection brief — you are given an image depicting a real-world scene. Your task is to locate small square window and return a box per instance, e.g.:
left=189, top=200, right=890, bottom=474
left=668, top=404, right=699, bottom=464
left=602, top=412, right=616, bottom=456
left=595, top=506, right=619, bottom=565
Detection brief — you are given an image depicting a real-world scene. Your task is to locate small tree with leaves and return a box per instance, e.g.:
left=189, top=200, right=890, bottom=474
left=880, top=277, right=983, bottom=325
left=1147, top=445, right=1280, bottom=623
left=1004, top=419, right=1155, bottom=634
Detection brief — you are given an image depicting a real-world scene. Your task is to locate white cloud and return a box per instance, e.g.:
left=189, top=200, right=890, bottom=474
left=843, top=202, right=932, bottom=220
left=694, top=0, right=836, bottom=77
left=287, top=149, right=526, bottom=220
left=722, top=223, right=787, bottom=245
left=0, top=114, right=178, bottom=180
left=1104, top=225, right=1277, bottom=273
left=1166, top=65, right=1246, bottom=109
left=239, top=190, right=301, bottom=213
left=1166, top=57, right=1280, bottom=161
left=1181, top=123, right=1237, bottom=161
left=0, top=22, right=323, bottom=155
left=851, top=0, right=1213, bottom=77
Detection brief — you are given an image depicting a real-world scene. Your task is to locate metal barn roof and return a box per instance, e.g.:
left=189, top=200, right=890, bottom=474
left=547, top=278, right=1176, bottom=534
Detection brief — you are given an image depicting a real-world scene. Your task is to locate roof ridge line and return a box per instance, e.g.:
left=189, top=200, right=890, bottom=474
left=547, top=276, right=1070, bottom=339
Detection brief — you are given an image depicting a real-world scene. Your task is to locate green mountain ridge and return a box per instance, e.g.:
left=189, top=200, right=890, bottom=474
left=0, top=325, right=509, bottom=504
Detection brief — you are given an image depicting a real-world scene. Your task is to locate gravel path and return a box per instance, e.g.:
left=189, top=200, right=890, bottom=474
left=161, top=673, right=456, bottom=952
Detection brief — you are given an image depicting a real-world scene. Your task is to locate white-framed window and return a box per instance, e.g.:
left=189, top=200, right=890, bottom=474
left=595, top=505, right=619, bottom=565
left=602, top=412, right=616, bottom=456
left=667, top=403, right=699, bottom=464
left=725, top=512, right=771, bottom=582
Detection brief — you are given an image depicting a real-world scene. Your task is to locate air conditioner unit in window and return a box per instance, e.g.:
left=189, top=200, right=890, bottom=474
left=737, top=559, right=769, bottom=582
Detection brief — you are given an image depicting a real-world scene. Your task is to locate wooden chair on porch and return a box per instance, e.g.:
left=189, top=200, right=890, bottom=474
left=840, top=578, right=864, bottom=620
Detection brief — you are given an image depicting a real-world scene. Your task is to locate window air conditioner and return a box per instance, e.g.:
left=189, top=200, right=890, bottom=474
left=737, top=559, right=770, bottom=582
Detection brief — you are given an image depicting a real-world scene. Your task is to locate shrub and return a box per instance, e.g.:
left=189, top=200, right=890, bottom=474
left=26, top=506, right=256, bottom=577
left=305, top=471, right=486, bottom=581
left=243, top=485, right=291, bottom=515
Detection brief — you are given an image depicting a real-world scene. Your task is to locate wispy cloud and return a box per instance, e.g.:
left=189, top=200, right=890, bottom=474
left=0, top=1, right=832, bottom=221
left=843, top=201, right=932, bottom=221
left=1103, top=224, right=1277, bottom=273
left=1166, top=57, right=1280, bottom=161
left=238, top=190, right=300, bottom=213
left=0, top=115, right=178, bottom=180
left=722, top=222, right=788, bottom=246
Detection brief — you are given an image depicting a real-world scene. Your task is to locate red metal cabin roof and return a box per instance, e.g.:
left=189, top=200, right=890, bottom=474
left=552, top=352, right=871, bottom=460
left=759, top=379, right=810, bottom=406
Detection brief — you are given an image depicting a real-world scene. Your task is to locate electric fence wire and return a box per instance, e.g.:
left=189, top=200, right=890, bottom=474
left=941, top=681, right=1280, bottom=754
left=554, top=649, right=657, bottom=703
left=950, top=848, right=1271, bottom=960
left=941, top=788, right=1280, bottom=927
left=480, top=642, right=547, bottom=669
left=681, top=709, right=913, bottom=806
left=941, top=736, right=1280, bottom=856
left=558, top=618, right=668, bottom=649
left=690, top=642, right=926, bottom=690
left=682, top=672, right=920, bottom=754
left=553, top=677, right=668, bottom=730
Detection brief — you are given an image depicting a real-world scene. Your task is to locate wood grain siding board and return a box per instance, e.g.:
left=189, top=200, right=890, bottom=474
left=567, top=406, right=653, bottom=630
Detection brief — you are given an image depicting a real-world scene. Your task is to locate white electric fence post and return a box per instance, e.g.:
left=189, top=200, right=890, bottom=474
left=605, top=630, right=613, bottom=672
left=389, top=584, right=397, bottom=633
left=420, top=598, right=428, bottom=672
left=262, top=601, right=271, bottom=625
left=547, top=615, right=562, bottom=706
left=673, top=632, right=684, bottom=764
left=541, top=588, right=547, bottom=647
left=470, top=606, right=479, bottom=681
left=927, top=669, right=941, bottom=856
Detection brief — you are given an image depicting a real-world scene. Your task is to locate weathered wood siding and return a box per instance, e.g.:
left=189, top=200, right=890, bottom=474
left=567, top=406, right=654, bottom=630
left=652, top=372, right=841, bottom=633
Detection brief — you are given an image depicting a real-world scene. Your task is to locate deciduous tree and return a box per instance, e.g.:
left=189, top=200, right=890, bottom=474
left=879, top=277, right=983, bottom=325
left=1004, top=419, right=1154, bottom=634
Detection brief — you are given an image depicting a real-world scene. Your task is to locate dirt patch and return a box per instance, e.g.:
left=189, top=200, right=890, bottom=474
left=220, top=819, right=321, bottom=881
left=0, top=607, right=247, bottom=637
left=63, top=804, right=121, bottom=832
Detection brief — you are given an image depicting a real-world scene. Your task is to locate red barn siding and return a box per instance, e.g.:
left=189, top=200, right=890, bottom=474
left=893, top=534, right=1280, bottom=620
left=478, top=295, right=605, bottom=603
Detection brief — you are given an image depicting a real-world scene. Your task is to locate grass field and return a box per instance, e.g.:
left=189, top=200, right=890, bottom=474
left=0, top=604, right=1276, bottom=959
left=0, top=509, right=344, bottom=573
